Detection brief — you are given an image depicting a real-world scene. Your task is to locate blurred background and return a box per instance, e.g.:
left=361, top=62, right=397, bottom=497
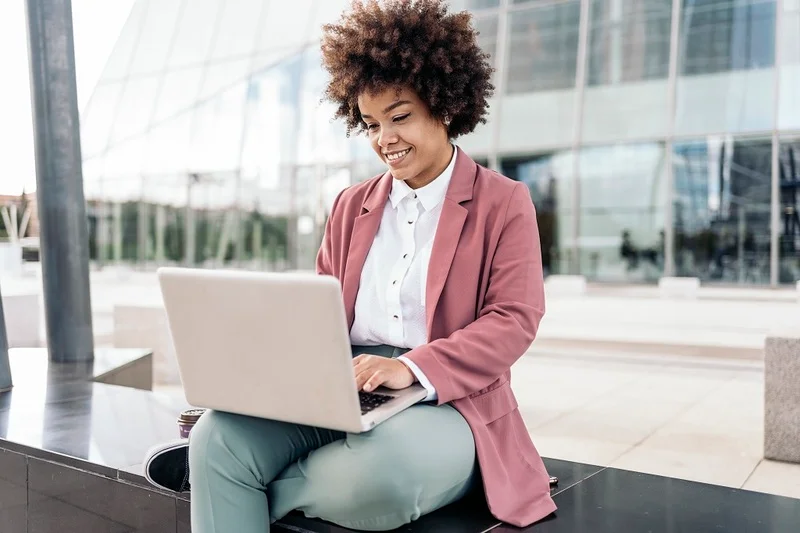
left=2, top=0, right=797, bottom=283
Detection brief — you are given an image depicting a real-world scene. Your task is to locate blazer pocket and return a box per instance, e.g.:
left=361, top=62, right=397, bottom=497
left=471, top=381, right=519, bottom=424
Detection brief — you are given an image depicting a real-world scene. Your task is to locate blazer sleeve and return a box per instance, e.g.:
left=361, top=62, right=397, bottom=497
left=315, top=189, right=345, bottom=277
left=403, top=182, right=545, bottom=405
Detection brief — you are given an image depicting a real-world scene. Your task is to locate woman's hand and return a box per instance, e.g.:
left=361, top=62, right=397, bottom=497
left=353, top=355, right=416, bottom=392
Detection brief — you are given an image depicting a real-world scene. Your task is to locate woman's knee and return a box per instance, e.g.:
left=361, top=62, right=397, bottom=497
left=188, top=410, right=245, bottom=470
left=303, top=443, right=425, bottom=526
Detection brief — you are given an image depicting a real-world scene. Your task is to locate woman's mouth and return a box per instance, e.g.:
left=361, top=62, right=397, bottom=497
left=385, top=148, right=411, bottom=166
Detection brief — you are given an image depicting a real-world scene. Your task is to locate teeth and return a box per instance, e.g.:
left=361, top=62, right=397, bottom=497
left=387, top=149, right=410, bottom=161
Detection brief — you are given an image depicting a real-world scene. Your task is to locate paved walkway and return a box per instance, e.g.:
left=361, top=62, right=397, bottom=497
left=513, top=347, right=800, bottom=500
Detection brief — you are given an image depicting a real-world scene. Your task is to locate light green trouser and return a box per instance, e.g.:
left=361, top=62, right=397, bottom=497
left=188, top=345, right=478, bottom=533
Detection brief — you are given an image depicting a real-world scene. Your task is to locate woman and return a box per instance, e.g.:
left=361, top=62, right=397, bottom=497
left=144, top=1, right=557, bottom=531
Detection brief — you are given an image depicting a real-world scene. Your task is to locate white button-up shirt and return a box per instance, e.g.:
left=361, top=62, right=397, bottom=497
left=349, top=146, right=458, bottom=401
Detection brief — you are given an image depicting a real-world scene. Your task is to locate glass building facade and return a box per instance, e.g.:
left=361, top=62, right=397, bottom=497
left=79, top=0, right=800, bottom=286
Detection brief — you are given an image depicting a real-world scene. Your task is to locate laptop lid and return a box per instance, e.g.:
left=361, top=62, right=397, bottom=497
left=157, top=267, right=364, bottom=432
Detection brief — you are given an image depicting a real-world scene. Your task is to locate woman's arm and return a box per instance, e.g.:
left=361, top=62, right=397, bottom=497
left=315, top=190, right=345, bottom=277
left=403, top=182, right=545, bottom=405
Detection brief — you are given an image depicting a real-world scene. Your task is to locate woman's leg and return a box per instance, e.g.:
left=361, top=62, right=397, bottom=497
left=188, top=409, right=343, bottom=533
left=267, top=403, right=477, bottom=531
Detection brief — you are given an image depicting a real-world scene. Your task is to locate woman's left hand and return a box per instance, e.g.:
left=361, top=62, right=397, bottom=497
left=353, top=355, right=416, bottom=392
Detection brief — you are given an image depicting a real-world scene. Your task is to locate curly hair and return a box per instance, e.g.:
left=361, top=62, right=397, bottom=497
left=320, top=0, right=494, bottom=139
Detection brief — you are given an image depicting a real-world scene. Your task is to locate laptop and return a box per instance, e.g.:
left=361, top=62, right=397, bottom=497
left=156, top=267, right=427, bottom=433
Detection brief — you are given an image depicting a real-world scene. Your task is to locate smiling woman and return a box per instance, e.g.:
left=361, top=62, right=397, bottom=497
left=143, top=2, right=557, bottom=532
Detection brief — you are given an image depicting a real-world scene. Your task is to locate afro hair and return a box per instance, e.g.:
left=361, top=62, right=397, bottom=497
left=320, top=0, right=495, bottom=139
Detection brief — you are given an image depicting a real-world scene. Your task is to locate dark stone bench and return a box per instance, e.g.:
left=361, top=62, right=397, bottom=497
left=2, top=348, right=800, bottom=533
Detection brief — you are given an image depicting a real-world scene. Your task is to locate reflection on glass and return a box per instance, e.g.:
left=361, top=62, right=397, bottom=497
left=578, top=143, right=666, bottom=282
left=501, top=152, right=575, bottom=276
left=505, top=1, right=581, bottom=93
left=778, top=2, right=800, bottom=130
left=778, top=138, right=800, bottom=284
left=165, top=0, right=221, bottom=69
left=588, top=0, right=671, bottom=85
left=680, top=0, right=776, bottom=75
left=674, top=0, right=777, bottom=135
left=449, top=0, right=500, bottom=9
left=582, top=0, right=672, bottom=142
left=473, top=15, right=499, bottom=72
left=673, top=137, right=772, bottom=284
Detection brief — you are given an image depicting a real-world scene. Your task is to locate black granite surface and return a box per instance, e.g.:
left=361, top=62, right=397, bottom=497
left=495, top=467, right=800, bottom=533
left=0, top=348, right=190, bottom=477
left=28, top=457, right=176, bottom=533
left=0, top=448, right=27, bottom=533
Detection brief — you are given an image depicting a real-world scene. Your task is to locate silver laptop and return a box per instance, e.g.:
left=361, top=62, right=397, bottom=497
left=156, top=267, right=427, bottom=433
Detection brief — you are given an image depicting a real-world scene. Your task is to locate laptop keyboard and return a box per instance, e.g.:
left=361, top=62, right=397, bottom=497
left=359, top=391, right=393, bottom=415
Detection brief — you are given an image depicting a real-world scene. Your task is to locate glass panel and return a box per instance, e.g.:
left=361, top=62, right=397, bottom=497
left=197, top=59, right=252, bottom=103
left=474, top=14, right=500, bottom=71
left=506, top=2, right=581, bottom=93
left=501, top=152, right=576, bottom=276
left=153, top=68, right=205, bottom=123
left=102, top=138, right=147, bottom=191
left=108, top=77, right=161, bottom=143
left=778, top=137, right=800, bottom=284
left=98, top=0, right=149, bottom=81
left=578, top=143, right=667, bottom=282
left=167, top=0, right=223, bottom=69
left=500, top=2, right=581, bottom=151
left=778, top=3, right=800, bottom=130
left=256, top=0, right=316, bottom=54
left=582, top=0, right=672, bottom=142
left=674, top=0, right=777, bottom=135
left=308, top=0, right=354, bottom=42
left=209, top=0, right=265, bottom=61
left=187, top=86, right=248, bottom=173
left=80, top=82, right=124, bottom=157
left=142, top=113, right=193, bottom=176
left=127, top=0, right=184, bottom=76
left=295, top=49, right=351, bottom=166
left=672, top=137, right=772, bottom=284
left=450, top=0, right=501, bottom=10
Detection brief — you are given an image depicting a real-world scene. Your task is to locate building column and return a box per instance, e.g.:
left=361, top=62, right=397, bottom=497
left=26, top=0, right=93, bottom=362
left=113, top=202, right=123, bottom=263
left=0, top=284, right=12, bottom=392
left=155, top=205, right=166, bottom=263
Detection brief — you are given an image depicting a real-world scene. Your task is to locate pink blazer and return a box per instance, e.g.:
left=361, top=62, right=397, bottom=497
left=316, top=150, right=557, bottom=527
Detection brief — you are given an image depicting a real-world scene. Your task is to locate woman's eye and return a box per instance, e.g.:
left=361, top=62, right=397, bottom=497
left=393, top=114, right=410, bottom=122
left=366, top=124, right=378, bottom=131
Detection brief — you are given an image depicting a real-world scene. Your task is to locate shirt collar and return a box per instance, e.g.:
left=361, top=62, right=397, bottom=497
left=389, top=145, right=457, bottom=211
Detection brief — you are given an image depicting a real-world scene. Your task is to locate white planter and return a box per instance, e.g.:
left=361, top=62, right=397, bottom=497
left=0, top=243, right=23, bottom=277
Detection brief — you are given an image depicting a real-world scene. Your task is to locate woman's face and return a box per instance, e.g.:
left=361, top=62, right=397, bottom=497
left=358, top=86, right=452, bottom=190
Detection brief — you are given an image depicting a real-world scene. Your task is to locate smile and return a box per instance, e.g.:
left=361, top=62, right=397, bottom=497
left=385, top=148, right=411, bottom=163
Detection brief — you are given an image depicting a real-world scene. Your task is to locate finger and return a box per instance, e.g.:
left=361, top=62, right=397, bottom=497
left=364, top=370, right=385, bottom=392
left=354, top=367, right=374, bottom=390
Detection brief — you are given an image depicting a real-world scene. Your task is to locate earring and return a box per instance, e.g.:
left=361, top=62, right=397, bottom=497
left=444, top=115, right=451, bottom=126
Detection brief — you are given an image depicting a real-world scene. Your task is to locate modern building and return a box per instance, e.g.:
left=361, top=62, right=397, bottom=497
left=78, top=0, right=800, bottom=286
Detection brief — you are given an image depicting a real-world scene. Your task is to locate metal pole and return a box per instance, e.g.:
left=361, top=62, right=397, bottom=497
left=663, top=0, right=683, bottom=278
left=0, top=283, right=12, bottom=392
left=570, top=0, right=591, bottom=275
left=770, top=0, right=784, bottom=287
left=488, top=0, right=511, bottom=172
left=25, top=0, right=94, bottom=362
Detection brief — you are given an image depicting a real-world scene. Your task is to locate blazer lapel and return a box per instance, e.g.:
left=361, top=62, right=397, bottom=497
left=425, top=150, right=477, bottom=336
left=342, top=172, right=393, bottom=330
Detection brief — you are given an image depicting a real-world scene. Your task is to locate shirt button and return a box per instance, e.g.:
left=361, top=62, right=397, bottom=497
left=408, top=220, right=413, bottom=224
left=403, top=254, right=408, bottom=259
left=392, top=280, right=397, bottom=285
left=393, top=315, right=399, bottom=320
